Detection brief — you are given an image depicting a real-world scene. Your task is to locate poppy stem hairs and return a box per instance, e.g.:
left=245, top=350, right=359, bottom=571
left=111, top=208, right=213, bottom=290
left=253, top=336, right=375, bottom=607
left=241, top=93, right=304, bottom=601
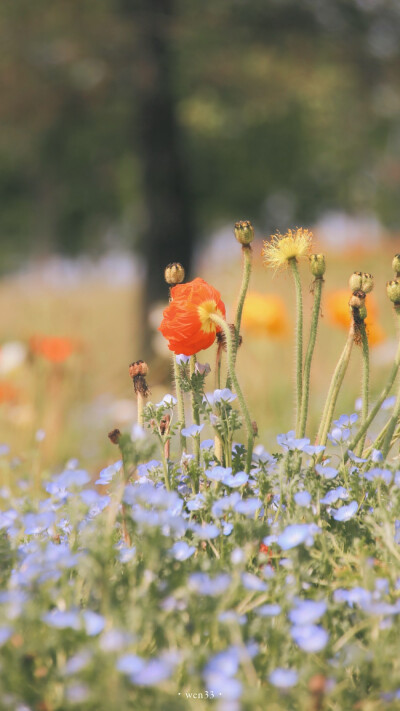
left=233, top=221, right=254, bottom=364
left=289, top=259, right=304, bottom=437
left=299, top=256, right=325, bottom=438
left=208, top=313, right=254, bottom=475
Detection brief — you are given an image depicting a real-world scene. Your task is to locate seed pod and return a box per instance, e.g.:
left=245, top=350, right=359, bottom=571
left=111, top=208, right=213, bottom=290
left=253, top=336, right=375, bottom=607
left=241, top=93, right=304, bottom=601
left=349, top=271, right=363, bottom=293
left=387, top=279, right=400, bottom=305
left=164, top=262, right=185, bottom=285
left=234, top=220, right=254, bottom=246
left=309, top=254, right=326, bottom=277
left=392, top=254, right=400, bottom=276
left=361, top=272, right=374, bottom=293
left=349, top=291, right=365, bottom=309
left=129, top=360, right=148, bottom=378
left=108, top=429, right=121, bottom=445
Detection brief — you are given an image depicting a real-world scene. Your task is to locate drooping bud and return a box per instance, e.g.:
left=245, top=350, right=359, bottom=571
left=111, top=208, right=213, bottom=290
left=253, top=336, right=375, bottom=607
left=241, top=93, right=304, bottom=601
left=309, top=254, right=326, bottom=278
left=108, top=428, right=121, bottom=445
left=129, top=360, right=148, bottom=378
left=349, top=272, right=363, bottom=293
left=216, top=323, right=242, bottom=352
left=349, top=291, right=366, bottom=310
left=361, top=272, right=374, bottom=294
left=164, top=262, right=185, bottom=286
left=234, top=220, right=254, bottom=246
left=129, top=361, right=150, bottom=398
left=392, top=254, right=400, bottom=276
left=387, top=279, right=400, bottom=305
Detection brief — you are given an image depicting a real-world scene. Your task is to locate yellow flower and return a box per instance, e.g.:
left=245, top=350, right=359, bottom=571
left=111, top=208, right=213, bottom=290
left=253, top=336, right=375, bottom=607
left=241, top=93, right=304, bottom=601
left=262, top=228, right=313, bottom=271
left=242, top=292, right=290, bottom=339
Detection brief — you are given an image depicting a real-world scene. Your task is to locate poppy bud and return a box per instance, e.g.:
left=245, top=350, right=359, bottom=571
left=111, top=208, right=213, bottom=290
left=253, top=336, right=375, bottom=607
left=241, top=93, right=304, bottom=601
left=387, top=279, right=400, bottom=305
left=392, top=254, right=400, bottom=276
left=349, top=272, right=363, bottom=293
left=349, top=291, right=365, bottom=309
left=361, top=272, right=374, bottom=294
left=129, top=360, right=148, bottom=378
left=234, top=220, right=254, bottom=246
left=309, top=254, right=326, bottom=277
left=164, top=263, right=185, bottom=286
left=108, top=428, right=121, bottom=445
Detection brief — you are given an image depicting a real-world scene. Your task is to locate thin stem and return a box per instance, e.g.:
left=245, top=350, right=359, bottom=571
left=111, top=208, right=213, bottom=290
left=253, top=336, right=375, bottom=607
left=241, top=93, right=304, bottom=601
left=345, top=311, right=400, bottom=461
left=210, top=314, right=254, bottom=474
left=233, top=245, right=252, bottom=361
left=189, top=355, right=201, bottom=465
left=381, top=378, right=400, bottom=460
left=299, top=276, right=323, bottom=437
left=289, top=259, right=304, bottom=436
left=137, top=392, right=144, bottom=427
left=355, top=322, right=370, bottom=456
left=172, top=355, right=186, bottom=453
left=317, top=325, right=354, bottom=450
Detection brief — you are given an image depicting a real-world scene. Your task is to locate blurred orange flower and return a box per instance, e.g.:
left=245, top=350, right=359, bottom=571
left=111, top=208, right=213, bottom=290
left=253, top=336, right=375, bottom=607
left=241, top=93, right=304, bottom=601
left=0, top=381, right=19, bottom=403
left=325, top=290, right=386, bottom=347
left=241, top=292, right=290, bottom=338
left=30, top=336, right=78, bottom=364
left=159, top=278, right=226, bottom=356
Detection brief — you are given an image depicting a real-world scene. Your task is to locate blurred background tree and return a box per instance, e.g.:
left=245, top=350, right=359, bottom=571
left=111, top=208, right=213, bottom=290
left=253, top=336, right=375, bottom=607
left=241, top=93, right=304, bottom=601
left=1, top=0, right=400, bottom=288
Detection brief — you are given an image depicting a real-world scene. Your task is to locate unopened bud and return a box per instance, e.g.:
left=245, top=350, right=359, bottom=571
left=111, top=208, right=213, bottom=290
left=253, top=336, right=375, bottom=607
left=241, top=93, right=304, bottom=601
left=195, top=362, right=211, bottom=376
left=160, top=414, right=171, bottom=436
left=216, top=324, right=241, bottom=352
left=309, top=254, right=326, bottom=277
left=392, top=254, right=400, bottom=276
left=129, top=360, right=148, bottom=378
left=108, top=428, right=121, bottom=445
left=349, top=291, right=365, bottom=309
left=349, top=272, right=363, bottom=293
left=234, top=220, right=254, bottom=246
left=387, top=279, right=400, bottom=305
left=361, top=272, right=374, bottom=294
left=164, top=262, right=185, bottom=285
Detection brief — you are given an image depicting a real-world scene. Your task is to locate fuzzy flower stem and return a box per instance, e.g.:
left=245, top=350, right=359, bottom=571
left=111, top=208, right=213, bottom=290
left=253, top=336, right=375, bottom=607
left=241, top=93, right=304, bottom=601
left=234, top=245, right=252, bottom=361
left=210, top=313, right=254, bottom=474
left=317, top=325, right=354, bottom=451
left=299, top=276, right=323, bottom=437
left=189, top=355, right=201, bottom=465
left=172, top=355, right=186, bottom=453
left=381, top=374, right=400, bottom=460
left=355, top=322, right=370, bottom=456
left=289, top=259, right=304, bottom=436
left=137, top=392, right=144, bottom=428
left=345, top=310, right=400, bottom=461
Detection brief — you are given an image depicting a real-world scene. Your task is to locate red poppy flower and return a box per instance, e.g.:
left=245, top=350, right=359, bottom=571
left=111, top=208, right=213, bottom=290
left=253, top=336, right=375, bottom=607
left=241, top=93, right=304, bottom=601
left=159, top=277, right=226, bottom=356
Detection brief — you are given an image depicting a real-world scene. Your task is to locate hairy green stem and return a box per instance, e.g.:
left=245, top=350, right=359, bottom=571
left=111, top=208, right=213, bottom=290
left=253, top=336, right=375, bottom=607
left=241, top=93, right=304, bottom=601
left=210, top=314, right=254, bottom=474
left=189, top=355, right=201, bottom=465
left=234, top=245, right=252, bottom=361
left=381, top=376, right=400, bottom=460
left=299, top=276, right=323, bottom=437
left=355, top=322, right=370, bottom=456
left=172, top=355, right=186, bottom=453
left=317, top=325, right=354, bottom=450
left=345, top=311, right=400, bottom=461
left=289, top=259, right=304, bottom=436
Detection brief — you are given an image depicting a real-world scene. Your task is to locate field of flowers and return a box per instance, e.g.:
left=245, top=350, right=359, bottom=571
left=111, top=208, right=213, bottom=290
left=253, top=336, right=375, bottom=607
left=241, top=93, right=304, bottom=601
left=0, top=227, right=400, bottom=710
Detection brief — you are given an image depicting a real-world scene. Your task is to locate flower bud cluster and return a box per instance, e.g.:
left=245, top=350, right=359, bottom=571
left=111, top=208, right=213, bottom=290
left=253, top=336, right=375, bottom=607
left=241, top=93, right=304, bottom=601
left=387, top=255, right=400, bottom=307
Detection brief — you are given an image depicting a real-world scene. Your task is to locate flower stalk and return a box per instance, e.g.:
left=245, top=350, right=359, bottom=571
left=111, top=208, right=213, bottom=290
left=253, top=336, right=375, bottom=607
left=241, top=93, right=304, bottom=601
left=355, top=322, right=370, bottom=456
left=299, top=273, right=324, bottom=437
left=173, top=356, right=186, bottom=453
left=289, top=258, right=304, bottom=436
left=189, top=355, right=201, bottom=465
left=209, top=313, right=254, bottom=473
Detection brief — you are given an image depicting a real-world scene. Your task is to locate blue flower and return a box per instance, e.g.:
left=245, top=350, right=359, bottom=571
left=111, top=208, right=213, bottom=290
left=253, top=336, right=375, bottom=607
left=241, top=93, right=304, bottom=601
left=192, top=522, right=220, bottom=539
left=277, top=431, right=311, bottom=452
left=334, top=413, right=358, bottom=427
left=290, top=624, right=329, bottom=652
left=187, top=493, right=206, bottom=511
left=269, top=668, right=298, bottom=689
left=222, top=522, right=234, bottom=536
left=0, top=627, right=12, bottom=646
left=382, top=395, right=396, bottom=410
left=328, top=427, right=350, bottom=444
left=315, top=464, right=338, bottom=480
left=278, top=524, right=320, bottom=550
left=333, top=587, right=372, bottom=608
left=95, top=460, right=122, bottom=485
left=42, top=610, right=81, bottom=631
left=363, top=468, right=392, bottom=485
left=371, top=449, right=384, bottom=463
left=347, top=450, right=367, bottom=464
left=332, top=501, right=358, bottom=522
left=156, top=394, right=177, bottom=408
left=169, top=541, right=196, bottom=561
left=181, top=424, right=204, bottom=437
left=320, top=487, right=348, bottom=505
left=205, top=647, right=240, bottom=677
left=188, top=573, right=231, bottom=596
left=117, top=654, right=145, bottom=675
left=206, top=466, right=231, bottom=482
left=82, top=611, right=105, bottom=636
left=241, top=572, right=268, bottom=592
left=223, top=471, right=248, bottom=488
left=294, top=491, right=311, bottom=507
left=289, top=600, right=327, bottom=626
left=234, top=497, right=262, bottom=517
left=176, top=354, right=190, bottom=365
left=200, top=439, right=214, bottom=449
